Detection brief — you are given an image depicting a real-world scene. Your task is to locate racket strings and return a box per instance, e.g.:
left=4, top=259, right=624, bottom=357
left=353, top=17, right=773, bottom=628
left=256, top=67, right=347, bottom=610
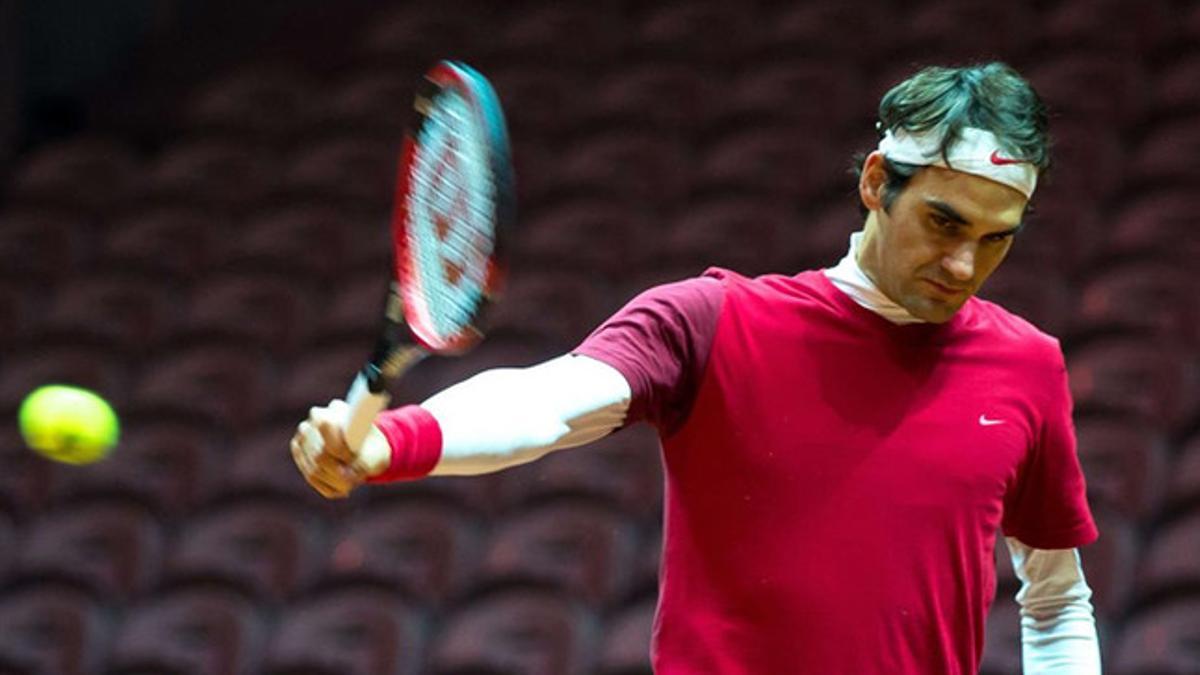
left=406, top=88, right=498, bottom=344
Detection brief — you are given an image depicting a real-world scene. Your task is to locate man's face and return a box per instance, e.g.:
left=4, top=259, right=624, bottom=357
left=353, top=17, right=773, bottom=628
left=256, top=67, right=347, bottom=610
left=858, top=153, right=1028, bottom=323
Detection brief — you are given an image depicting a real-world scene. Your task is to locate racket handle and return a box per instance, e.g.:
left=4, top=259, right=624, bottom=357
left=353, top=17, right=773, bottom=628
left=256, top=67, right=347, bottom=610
left=345, top=368, right=392, bottom=451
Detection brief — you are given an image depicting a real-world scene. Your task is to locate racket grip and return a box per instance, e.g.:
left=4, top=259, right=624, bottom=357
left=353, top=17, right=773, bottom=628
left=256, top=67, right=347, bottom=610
left=345, top=369, right=392, bottom=451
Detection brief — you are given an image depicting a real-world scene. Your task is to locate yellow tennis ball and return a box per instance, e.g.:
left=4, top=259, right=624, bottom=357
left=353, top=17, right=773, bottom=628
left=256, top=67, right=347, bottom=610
left=18, top=385, right=120, bottom=465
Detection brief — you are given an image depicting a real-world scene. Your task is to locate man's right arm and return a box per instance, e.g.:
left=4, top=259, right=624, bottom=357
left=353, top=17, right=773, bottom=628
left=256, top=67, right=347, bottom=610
left=290, top=354, right=631, bottom=498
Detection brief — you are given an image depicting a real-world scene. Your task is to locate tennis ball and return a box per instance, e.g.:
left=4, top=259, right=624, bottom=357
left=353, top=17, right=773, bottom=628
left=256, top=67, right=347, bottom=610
left=18, top=385, right=119, bottom=465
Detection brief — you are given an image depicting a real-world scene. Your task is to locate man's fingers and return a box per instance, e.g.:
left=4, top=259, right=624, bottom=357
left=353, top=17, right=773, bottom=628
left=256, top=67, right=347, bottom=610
left=317, top=419, right=357, bottom=465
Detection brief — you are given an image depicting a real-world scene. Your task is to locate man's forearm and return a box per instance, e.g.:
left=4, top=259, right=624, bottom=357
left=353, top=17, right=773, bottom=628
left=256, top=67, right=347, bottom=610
left=418, top=353, right=631, bottom=475
left=1007, top=537, right=1102, bottom=674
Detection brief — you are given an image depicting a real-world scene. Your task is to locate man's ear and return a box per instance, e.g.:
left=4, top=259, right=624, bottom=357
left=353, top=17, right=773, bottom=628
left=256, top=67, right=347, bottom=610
left=859, top=151, right=887, bottom=212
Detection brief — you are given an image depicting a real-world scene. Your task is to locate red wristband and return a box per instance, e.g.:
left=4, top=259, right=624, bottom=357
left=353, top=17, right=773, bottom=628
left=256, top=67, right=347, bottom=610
left=365, top=405, right=443, bottom=483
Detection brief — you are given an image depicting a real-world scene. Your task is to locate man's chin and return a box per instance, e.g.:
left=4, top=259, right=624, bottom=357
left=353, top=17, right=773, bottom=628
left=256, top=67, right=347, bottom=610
left=904, top=296, right=964, bottom=324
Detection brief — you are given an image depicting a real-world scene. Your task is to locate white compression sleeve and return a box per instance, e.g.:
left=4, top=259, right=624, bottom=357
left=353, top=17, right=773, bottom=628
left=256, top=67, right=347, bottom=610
left=420, top=353, right=632, bottom=475
left=1006, top=537, right=1102, bottom=674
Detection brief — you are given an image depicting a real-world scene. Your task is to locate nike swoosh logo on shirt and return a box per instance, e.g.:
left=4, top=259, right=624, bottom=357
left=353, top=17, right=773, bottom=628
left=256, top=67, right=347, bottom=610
left=989, top=150, right=1025, bottom=166
left=979, top=414, right=1005, bottom=426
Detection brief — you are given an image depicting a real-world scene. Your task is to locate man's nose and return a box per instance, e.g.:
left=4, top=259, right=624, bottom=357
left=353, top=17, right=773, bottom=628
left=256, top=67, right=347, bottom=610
left=942, top=242, right=976, bottom=282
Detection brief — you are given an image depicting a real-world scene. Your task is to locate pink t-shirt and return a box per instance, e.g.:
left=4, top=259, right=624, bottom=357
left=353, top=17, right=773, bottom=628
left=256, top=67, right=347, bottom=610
left=574, top=268, right=1097, bottom=674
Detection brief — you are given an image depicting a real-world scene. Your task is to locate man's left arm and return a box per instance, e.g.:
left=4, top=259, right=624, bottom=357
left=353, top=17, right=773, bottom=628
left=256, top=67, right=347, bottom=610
left=1007, top=537, right=1102, bottom=674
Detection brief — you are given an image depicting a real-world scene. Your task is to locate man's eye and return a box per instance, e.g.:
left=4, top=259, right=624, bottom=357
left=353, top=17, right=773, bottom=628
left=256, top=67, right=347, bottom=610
left=930, top=214, right=955, bottom=230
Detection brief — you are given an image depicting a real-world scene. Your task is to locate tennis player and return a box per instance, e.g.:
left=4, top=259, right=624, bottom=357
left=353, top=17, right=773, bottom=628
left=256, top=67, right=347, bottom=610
left=293, top=62, right=1100, bottom=673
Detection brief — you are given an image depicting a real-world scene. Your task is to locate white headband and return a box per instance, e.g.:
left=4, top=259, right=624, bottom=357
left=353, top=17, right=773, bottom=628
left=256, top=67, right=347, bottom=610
left=877, top=127, right=1038, bottom=199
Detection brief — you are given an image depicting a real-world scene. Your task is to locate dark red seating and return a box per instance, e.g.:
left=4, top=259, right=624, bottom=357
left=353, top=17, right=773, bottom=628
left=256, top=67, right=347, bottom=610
left=323, top=499, right=484, bottom=605
left=110, top=586, right=266, bottom=675
left=183, top=66, right=317, bottom=146
left=279, top=135, right=396, bottom=208
left=979, top=595, right=1020, bottom=675
left=166, top=500, right=326, bottom=602
left=181, top=272, right=314, bottom=354
left=16, top=501, right=163, bottom=600
left=598, top=597, right=656, bottom=675
left=101, top=207, right=222, bottom=282
left=6, top=137, right=141, bottom=215
left=140, top=138, right=280, bottom=213
left=1135, top=509, right=1200, bottom=601
left=130, top=343, right=273, bottom=432
left=37, top=273, right=177, bottom=352
left=52, top=422, right=220, bottom=516
left=476, top=500, right=638, bottom=606
left=1067, top=338, right=1199, bottom=432
left=1074, top=417, right=1170, bottom=519
left=0, top=208, right=95, bottom=282
left=265, top=587, right=425, bottom=675
left=429, top=589, right=599, bottom=675
left=1111, top=598, right=1200, bottom=675
left=0, top=584, right=109, bottom=675
left=557, top=129, right=690, bottom=210
left=1074, top=261, right=1196, bottom=346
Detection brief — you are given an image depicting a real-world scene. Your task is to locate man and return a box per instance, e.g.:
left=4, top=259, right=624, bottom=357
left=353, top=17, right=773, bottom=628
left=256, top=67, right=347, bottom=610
left=292, top=62, right=1101, bottom=673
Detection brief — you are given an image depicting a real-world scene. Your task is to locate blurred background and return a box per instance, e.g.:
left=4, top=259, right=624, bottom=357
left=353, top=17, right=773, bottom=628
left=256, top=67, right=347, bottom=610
left=0, top=0, right=1198, bottom=673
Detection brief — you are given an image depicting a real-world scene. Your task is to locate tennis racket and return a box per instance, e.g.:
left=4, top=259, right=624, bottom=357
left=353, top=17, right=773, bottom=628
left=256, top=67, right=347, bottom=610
left=343, top=60, right=515, bottom=451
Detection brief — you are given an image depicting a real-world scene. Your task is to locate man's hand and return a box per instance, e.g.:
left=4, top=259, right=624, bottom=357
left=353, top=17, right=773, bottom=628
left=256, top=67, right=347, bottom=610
left=290, top=400, right=389, bottom=499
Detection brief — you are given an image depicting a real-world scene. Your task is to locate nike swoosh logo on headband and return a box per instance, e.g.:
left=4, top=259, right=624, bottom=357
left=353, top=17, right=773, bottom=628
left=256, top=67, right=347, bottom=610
left=989, top=150, right=1026, bottom=166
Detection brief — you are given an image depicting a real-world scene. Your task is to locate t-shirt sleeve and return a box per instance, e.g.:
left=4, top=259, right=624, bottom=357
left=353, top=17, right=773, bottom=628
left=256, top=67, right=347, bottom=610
left=1002, top=345, right=1099, bottom=549
left=572, top=274, right=726, bottom=434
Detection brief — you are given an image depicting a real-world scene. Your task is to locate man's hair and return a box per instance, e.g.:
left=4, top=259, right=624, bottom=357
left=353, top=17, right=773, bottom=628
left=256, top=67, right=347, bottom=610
left=853, top=62, right=1051, bottom=214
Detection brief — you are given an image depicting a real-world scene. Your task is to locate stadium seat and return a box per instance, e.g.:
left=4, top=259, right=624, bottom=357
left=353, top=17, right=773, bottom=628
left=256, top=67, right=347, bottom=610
left=597, top=597, right=656, bottom=675
left=485, top=272, right=618, bottom=344
left=1129, top=119, right=1200, bottom=188
left=0, top=511, right=12, bottom=582
left=356, top=3, right=478, bottom=66
left=227, top=205, right=369, bottom=282
left=494, top=424, right=663, bottom=519
left=1029, top=121, right=1127, bottom=210
left=1035, top=0, right=1174, bottom=55
left=1152, top=51, right=1200, bottom=121
left=459, top=65, right=576, bottom=149
left=180, top=272, right=315, bottom=355
left=1134, top=508, right=1200, bottom=602
left=1108, top=190, right=1200, bottom=262
left=37, top=273, right=178, bottom=353
left=720, top=60, right=868, bottom=136
left=629, top=2, right=757, bottom=63
left=586, top=63, right=723, bottom=136
left=476, top=500, right=639, bottom=606
left=761, top=1, right=893, bottom=64
left=493, top=5, right=621, bottom=69
left=279, top=135, right=396, bottom=208
left=15, top=501, right=163, bottom=600
left=265, top=586, right=425, bottom=675
left=6, top=137, right=141, bottom=215
left=323, top=499, right=484, bottom=605
left=130, top=343, right=274, bottom=433
left=183, top=66, right=317, bottom=146
left=977, top=261, right=1073, bottom=338
left=1067, top=338, right=1200, bottom=432
left=0, top=279, right=37, bottom=352
left=1078, top=507, right=1138, bottom=619
left=0, top=208, right=95, bottom=282
left=1073, top=261, right=1196, bottom=346
left=662, top=196, right=798, bottom=275
left=901, top=0, right=1035, bottom=66
left=109, top=586, right=267, bottom=675
left=166, top=499, right=327, bottom=602
left=429, top=588, right=600, bottom=675
left=141, top=138, right=281, bottom=214
left=556, top=129, right=690, bottom=211
left=317, top=272, right=390, bottom=344
left=0, top=584, right=110, bottom=675
left=1110, top=597, right=1200, bottom=675
left=101, top=207, right=221, bottom=282
left=51, top=422, right=220, bottom=516
left=1168, top=433, right=1200, bottom=511
left=514, top=199, right=657, bottom=279
left=979, top=595, right=1020, bottom=675
left=0, top=422, right=55, bottom=518
left=0, top=345, right=128, bottom=417
left=1074, top=417, right=1171, bottom=519
left=694, top=126, right=843, bottom=205
left=1027, top=52, right=1149, bottom=131
left=320, top=68, right=410, bottom=136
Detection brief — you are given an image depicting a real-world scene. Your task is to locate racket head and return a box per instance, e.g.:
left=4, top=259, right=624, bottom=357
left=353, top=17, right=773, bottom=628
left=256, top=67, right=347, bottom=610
left=392, top=60, right=515, bottom=355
